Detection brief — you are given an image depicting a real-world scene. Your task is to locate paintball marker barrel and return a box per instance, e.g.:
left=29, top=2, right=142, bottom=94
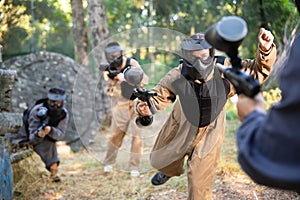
left=133, top=87, right=157, bottom=114
left=123, top=66, right=144, bottom=86
left=124, top=67, right=157, bottom=114
left=37, top=107, right=48, bottom=120
left=123, top=66, right=157, bottom=115
left=36, top=107, right=49, bottom=134
left=205, top=16, right=261, bottom=97
left=36, top=117, right=49, bottom=133
left=205, top=16, right=248, bottom=59
left=123, top=66, right=158, bottom=126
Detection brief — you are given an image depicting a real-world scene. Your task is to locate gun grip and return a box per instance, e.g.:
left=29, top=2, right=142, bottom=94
left=146, top=99, right=156, bottom=114
left=136, top=115, right=153, bottom=127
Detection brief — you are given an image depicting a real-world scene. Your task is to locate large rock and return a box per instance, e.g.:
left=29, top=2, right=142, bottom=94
left=1, top=51, right=100, bottom=152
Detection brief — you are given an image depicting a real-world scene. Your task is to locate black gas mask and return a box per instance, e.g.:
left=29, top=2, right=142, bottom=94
left=107, top=55, right=123, bottom=69
left=105, top=42, right=123, bottom=69
left=46, top=100, right=64, bottom=118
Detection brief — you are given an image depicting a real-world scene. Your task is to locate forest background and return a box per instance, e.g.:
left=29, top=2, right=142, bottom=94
left=1, top=0, right=299, bottom=87
left=1, top=1, right=299, bottom=199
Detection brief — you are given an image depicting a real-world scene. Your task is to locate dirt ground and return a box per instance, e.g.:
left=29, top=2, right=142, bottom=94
left=12, top=112, right=300, bottom=200
left=12, top=144, right=300, bottom=200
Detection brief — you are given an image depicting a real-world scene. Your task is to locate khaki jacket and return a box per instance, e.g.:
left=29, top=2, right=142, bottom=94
left=149, top=44, right=277, bottom=169
left=104, top=57, right=149, bottom=130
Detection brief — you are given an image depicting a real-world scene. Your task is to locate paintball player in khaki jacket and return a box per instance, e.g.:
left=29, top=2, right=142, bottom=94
left=136, top=28, right=276, bottom=199
left=101, top=42, right=149, bottom=177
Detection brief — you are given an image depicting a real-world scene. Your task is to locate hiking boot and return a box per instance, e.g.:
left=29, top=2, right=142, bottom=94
left=50, top=174, right=61, bottom=182
left=151, top=172, right=171, bottom=185
left=50, top=166, right=61, bottom=182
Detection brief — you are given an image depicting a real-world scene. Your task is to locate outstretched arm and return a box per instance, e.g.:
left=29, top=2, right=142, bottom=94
left=241, top=28, right=276, bottom=83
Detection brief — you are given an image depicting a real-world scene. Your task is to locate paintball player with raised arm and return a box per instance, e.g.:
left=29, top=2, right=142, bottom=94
left=236, top=1, right=300, bottom=192
left=101, top=42, right=149, bottom=177
left=16, top=87, right=69, bottom=182
left=136, top=27, right=276, bottom=199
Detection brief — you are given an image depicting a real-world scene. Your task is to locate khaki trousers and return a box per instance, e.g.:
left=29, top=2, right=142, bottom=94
left=186, top=127, right=225, bottom=200
left=152, top=109, right=226, bottom=200
left=103, top=113, right=142, bottom=171
left=156, top=129, right=224, bottom=200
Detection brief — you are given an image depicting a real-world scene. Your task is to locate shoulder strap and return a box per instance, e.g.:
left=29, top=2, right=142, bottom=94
left=120, top=58, right=132, bottom=73
left=125, top=58, right=131, bottom=67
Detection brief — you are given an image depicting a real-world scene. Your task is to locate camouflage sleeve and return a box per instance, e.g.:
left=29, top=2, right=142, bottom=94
left=241, top=43, right=277, bottom=83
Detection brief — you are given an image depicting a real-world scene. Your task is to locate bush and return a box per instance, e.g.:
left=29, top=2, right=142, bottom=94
left=225, top=88, right=282, bottom=121
left=262, top=88, right=282, bottom=110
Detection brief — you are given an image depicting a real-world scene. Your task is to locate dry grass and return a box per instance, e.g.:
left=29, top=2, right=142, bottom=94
left=11, top=112, right=300, bottom=200
left=12, top=146, right=188, bottom=200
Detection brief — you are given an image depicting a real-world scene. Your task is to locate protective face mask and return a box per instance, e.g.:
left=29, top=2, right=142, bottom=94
left=108, top=55, right=123, bottom=68
left=186, top=56, right=214, bottom=81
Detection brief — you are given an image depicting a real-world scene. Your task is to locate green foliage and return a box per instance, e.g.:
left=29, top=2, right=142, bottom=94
left=225, top=88, right=282, bottom=122
left=219, top=119, right=241, bottom=173
left=1, top=0, right=73, bottom=59
left=102, top=0, right=298, bottom=78
left=225, top=98, right=238, bottom=121
left=1, top=0, right=299, bottom=67
left=226, top=109, right=238, bottom=121
left=263, top=88, right=282, bottom=110
left=137, top=52, right=179, bottom=87
left=105, top=0, right=139, bottom=33
left=241, top=0, right=297, bottom=58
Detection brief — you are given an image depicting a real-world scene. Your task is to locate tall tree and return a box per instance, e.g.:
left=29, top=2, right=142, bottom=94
left=87, top=0, right=111, bottom=125
left=87, top=0, right=109, bottom=49
left=70, top=0, right=89, bottom=66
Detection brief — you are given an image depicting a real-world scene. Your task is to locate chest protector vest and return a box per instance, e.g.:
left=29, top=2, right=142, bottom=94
left=172, top=65, right=230, bottom=127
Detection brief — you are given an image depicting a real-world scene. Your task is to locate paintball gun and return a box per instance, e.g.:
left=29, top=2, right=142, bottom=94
left=99, top=63, right=120, bottom=79
left=36, top=107, right=49, bottom=135
left=205, top=16, right=260, bottom=98
left=123, top=66, right=157, bottom=126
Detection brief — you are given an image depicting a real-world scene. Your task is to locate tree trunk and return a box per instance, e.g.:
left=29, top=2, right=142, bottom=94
left=70, top=0, right=89, bottom=66
left=87, top=0, right=111, bottom=127
left=259, top=0, right=268, bottom=29
left=87, top=0, right=109, bottom=48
